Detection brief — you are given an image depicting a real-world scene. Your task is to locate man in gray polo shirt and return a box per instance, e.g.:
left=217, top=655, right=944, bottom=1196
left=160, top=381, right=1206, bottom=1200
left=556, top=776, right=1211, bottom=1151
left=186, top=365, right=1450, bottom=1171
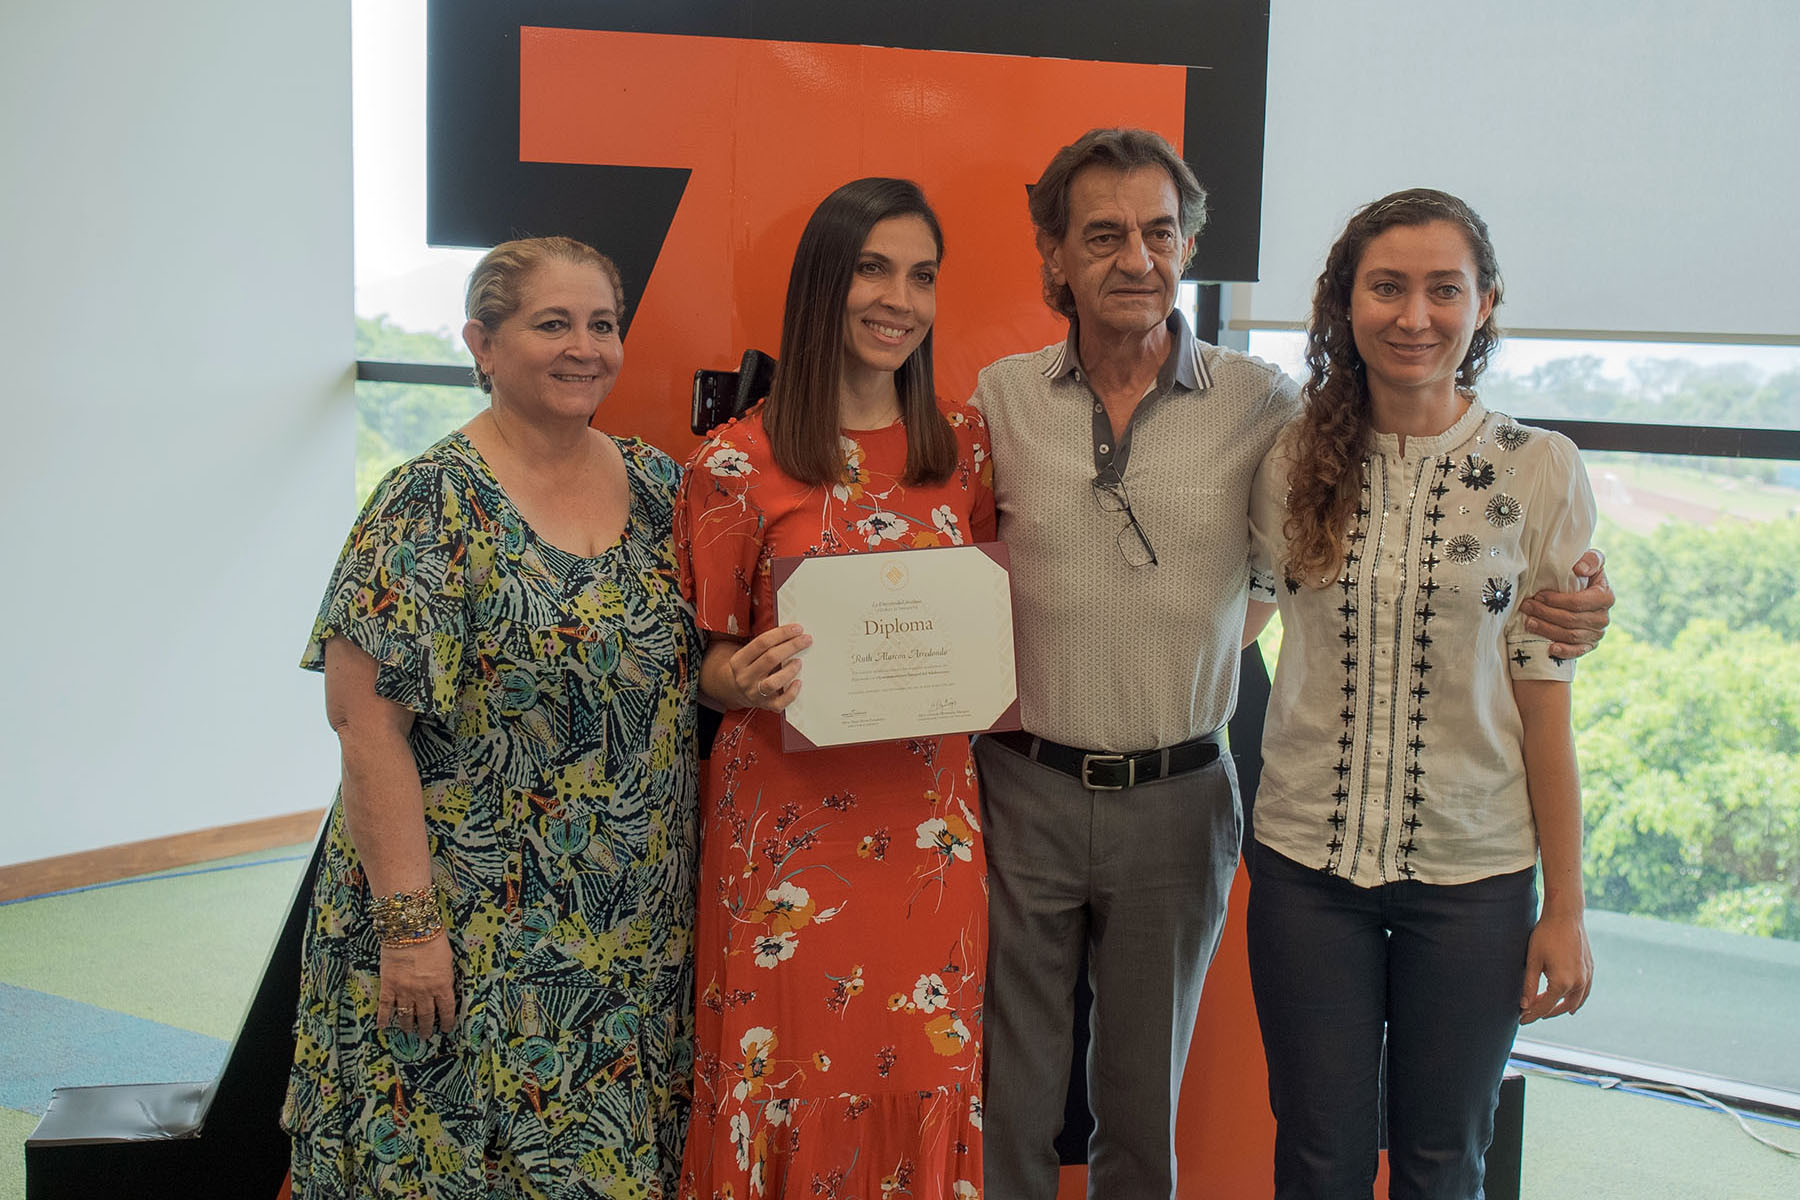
left=971, top=128, right=1611, bottom=1198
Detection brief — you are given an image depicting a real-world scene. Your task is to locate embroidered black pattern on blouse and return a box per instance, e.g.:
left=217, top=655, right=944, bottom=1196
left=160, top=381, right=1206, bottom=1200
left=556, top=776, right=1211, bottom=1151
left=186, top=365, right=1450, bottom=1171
left=1485, top=493, right=1523, bottom=527
left=1494, top=422, right=1532, bottom=452
left=1482, top=576, right=1514, bottom=615
left=1444, top=533, right=1481, bottom=563
left=1458, top=454, right=1496, bottom=490
left=1326, top=471, right=1372, bottom=877
left=1395, top=453, right=1455, bottom=880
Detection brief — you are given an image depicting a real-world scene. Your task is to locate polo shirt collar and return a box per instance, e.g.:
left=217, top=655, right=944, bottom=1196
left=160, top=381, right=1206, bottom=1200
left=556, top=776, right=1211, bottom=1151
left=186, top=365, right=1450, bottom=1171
left=1041, top=308, right=1213, bottom=393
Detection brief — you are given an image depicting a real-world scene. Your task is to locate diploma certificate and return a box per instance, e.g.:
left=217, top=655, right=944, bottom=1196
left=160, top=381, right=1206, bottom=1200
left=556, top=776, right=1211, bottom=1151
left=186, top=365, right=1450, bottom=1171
left=772, top=543, right=1020, bottom=750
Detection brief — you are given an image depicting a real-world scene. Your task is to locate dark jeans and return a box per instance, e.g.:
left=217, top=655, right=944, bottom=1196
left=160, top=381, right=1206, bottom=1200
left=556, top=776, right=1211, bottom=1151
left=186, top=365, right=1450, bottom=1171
left=1246, top=841, right=1535, bottom=1200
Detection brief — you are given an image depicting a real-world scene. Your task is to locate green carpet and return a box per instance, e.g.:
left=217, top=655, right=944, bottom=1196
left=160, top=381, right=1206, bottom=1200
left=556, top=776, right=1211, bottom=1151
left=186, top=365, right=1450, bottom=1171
left=1521, top=1070, right=1800, bottom=1197
left=2, top=1104, right=38, bottom=1199
left=1, top=846, right=310, bottom=1196
left=0, top=850, right=309, bottom=1038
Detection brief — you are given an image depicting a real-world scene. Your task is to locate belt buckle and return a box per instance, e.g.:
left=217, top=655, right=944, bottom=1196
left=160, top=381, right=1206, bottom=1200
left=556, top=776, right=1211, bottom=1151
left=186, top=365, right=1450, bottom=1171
left=1080, top=752, right=1132, bottom=791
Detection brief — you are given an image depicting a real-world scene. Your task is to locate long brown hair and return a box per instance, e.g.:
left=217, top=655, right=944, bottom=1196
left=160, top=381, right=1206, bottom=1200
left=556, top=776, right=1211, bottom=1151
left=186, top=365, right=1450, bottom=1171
left=1285, top=188, right=1504, bottom=584
left=763, top=178, right=955, bottom=486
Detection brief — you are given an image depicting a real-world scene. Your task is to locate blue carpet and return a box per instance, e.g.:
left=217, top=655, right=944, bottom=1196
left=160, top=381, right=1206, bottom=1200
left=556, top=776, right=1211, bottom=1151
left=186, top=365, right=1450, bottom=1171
left=0, top=983, right=227, bottom=1115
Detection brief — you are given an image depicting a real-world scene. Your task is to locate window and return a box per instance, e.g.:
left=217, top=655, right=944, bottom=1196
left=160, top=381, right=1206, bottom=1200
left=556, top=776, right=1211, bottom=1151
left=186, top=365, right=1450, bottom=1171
left=354, top=0, right=483, bottom=501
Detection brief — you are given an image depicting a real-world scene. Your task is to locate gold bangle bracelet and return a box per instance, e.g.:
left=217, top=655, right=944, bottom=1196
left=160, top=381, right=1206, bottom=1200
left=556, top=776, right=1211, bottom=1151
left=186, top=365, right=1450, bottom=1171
left=371, top=883, right=444, bottom=946
left=382, top=925, right=445, bottom=947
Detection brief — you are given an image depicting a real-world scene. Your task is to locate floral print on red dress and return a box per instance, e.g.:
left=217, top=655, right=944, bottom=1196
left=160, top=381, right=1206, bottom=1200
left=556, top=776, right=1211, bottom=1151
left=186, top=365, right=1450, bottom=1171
left=676, top=404, right=993, bottom=1199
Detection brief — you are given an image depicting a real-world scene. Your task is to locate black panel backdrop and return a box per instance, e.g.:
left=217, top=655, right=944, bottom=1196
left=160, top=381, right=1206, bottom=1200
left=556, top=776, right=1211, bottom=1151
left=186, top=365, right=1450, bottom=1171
left=427, top=0, right=1272, bottom=315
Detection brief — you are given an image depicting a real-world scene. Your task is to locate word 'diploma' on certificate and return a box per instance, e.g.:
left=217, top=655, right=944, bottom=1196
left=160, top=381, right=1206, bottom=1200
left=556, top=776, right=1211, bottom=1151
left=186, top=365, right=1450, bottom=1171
left=773, top=544, right=1020, bottom=750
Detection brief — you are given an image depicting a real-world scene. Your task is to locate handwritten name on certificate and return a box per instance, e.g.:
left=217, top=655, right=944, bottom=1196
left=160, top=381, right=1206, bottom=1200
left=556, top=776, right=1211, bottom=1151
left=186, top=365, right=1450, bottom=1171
left=772, top=543, right=1020, bottom=751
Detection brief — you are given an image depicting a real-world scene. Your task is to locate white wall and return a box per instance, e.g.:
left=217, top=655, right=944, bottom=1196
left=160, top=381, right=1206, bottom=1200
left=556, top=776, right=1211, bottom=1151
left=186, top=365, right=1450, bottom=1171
left=1243, top=0, right=1800, bottom=339
left=0, top=2, right=352, bottom=865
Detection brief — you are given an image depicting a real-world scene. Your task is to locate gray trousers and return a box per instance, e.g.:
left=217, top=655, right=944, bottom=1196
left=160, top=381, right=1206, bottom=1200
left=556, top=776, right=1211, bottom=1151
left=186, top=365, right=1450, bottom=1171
left=975, top=733, right=1242, bottom=1200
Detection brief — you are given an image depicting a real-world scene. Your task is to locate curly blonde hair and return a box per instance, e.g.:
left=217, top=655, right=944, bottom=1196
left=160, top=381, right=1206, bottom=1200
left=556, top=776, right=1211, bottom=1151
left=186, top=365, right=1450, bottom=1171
left=1284, top=189, right=1503, bottom=584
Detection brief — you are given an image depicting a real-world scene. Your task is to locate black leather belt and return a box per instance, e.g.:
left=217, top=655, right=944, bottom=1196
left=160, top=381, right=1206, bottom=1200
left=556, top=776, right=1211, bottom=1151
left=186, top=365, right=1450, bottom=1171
left=988, top=728, right=1223, bottom=791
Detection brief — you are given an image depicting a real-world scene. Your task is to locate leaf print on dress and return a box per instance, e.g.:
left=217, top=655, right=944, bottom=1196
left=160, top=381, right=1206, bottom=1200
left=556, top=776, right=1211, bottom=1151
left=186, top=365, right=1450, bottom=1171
left=285, top=435, right=698, bottom=1200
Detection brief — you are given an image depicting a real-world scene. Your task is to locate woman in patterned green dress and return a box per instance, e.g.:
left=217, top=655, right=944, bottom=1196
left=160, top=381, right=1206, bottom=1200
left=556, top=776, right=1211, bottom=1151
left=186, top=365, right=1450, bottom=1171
left=282, top=237, right=699, bottom=1199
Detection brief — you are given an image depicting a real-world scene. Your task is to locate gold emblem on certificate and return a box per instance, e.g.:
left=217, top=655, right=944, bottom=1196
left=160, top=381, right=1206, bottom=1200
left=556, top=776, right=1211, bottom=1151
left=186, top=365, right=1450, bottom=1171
left=772, top=543, right=1020, bottom=750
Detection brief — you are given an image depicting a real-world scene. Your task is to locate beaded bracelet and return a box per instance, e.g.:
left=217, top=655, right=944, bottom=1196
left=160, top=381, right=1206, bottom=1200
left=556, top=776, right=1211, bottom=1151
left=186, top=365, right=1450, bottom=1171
left=371, top=883, right=445, bottom=947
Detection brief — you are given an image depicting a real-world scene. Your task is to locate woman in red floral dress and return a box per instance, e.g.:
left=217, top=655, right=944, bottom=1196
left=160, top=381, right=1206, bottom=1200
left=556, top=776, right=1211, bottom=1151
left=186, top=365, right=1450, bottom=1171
left=676, top=178, right=993, bottom=1199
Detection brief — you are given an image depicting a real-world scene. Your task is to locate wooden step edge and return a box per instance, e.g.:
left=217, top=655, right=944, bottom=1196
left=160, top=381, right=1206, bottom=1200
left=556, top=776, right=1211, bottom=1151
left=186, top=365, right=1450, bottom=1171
left=0, top=809, right=327, bottom=903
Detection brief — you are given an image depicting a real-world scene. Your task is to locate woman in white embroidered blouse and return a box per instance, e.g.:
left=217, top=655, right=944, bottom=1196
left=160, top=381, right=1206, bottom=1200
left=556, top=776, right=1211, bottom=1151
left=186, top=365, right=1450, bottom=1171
left=1245, top=189, right=1596, bottom=1199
